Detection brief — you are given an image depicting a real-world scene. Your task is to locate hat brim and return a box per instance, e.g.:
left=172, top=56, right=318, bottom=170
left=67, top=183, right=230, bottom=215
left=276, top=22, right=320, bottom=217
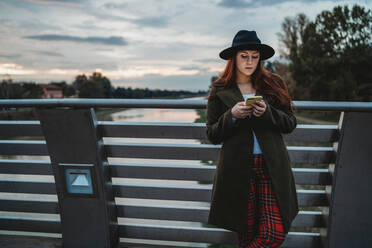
left=219, top=44, right=275, bottom=60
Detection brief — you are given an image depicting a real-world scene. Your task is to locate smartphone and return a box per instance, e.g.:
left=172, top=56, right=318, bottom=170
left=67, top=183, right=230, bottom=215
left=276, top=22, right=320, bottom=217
left=245, top=96, right=263, bottom=106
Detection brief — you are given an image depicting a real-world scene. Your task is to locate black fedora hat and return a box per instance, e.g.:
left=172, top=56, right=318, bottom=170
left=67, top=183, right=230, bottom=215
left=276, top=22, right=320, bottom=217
left=219, top=30, right=275, bottom=60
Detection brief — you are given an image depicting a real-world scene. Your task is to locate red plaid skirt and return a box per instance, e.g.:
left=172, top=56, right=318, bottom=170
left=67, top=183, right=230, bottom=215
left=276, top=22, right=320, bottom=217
left=236, top=154, right=286, bottom=248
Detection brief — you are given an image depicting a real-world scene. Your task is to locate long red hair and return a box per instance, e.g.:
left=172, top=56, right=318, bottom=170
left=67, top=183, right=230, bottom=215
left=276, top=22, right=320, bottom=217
left=208, top=55, right=295, bottom=111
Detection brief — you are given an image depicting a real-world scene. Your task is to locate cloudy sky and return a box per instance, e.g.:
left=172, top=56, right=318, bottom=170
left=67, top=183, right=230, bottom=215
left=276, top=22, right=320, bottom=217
left=0, top=0, right=370, bottom=91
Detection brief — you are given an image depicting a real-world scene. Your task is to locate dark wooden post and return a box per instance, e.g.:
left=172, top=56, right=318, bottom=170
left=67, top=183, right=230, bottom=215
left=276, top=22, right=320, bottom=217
left=328, top=112, right=372, bottom=247
left=37, top=108, right=118, bottom=248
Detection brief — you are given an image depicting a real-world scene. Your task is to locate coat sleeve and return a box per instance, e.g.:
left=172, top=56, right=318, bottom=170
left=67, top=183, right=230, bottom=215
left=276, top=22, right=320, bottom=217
left=257, top=98, right=297, bottom=134
left=205, top=87, right=239, bottom=145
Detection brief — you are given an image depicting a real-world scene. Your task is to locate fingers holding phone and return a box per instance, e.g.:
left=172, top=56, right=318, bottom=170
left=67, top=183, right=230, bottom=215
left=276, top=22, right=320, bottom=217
left=252, top=100, right=267, bottom=117
left=232, top=101, right=253, bottom=119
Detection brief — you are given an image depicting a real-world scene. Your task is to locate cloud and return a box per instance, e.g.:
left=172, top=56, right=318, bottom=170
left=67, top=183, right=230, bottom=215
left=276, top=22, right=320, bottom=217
left=33, top=50, right=64, bottom=57
left=103, top=2, right=128, bottom=9
left=28, top=0, right=86, bottom=5
left=0, top=54, right=22, bottom=59
left=193, top=58, right=222, bottom=63
left=218, top=0, right=330, bottom=8
left=179, top=65, right=212, bottom=74
left=179, top=66, right=203, bottom=71
left=89, top=2, right=171, bottom=28
left=218, top=0, right=253, bottom=8
left=134, top=16, right=170, bottom=28
left=89, top=11, right=170, bottom=28
left=102, top=65, right=202, bottom=80
left=23, top=34, right=128, bottom=46
left=0, top=63, right=37, bottom=75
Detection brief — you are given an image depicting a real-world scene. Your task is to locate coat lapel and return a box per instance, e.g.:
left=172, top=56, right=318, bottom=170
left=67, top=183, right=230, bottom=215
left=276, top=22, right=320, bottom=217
left=216, top=83, right=244, bottom=108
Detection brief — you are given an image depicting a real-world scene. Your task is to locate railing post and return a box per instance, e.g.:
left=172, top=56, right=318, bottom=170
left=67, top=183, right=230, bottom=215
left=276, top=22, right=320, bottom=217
left=36, top=107, right=118, bottom=248
left=327, top=111, right=372, bottom=247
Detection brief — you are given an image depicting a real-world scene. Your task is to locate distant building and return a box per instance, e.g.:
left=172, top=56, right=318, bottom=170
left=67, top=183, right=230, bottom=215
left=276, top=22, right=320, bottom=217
left=39, top=84, right=63, bottom=98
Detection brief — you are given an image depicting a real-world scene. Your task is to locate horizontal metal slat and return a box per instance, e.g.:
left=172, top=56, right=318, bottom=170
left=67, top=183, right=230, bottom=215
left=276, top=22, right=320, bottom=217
left=113, top=183, right=210, bottom=202
left=0, top=235, right=62, bottom=248
left=0, top=216, right=60, bottom=233
left=0, top=159, right=52, bottom=175
left=109, top=162, right=332, bottom=185
left=118, top=223, right=322, bottom=248
left=0, top=158, right=332, bottom=185
left=119, top=239, right=209, bottom=248
left=292, top=168, right=332, bottom=185
left=0, top=140, right=335, bottom=164
left=113, top=183, right=329, bottom=206
left=0, top=197, right=59, bottom=214
left=0, top=98, right=371, bottom=112
left=287, top=146, right=336, bottom=164
left=99, top=121, right=206, bottom=139
left=0, top=140, right=48, bottom=156
left=105, top=142, right=218, bottom=161
left=0, top=120, right=339, bottom=143
left=0, top=198, right=326, bottom=228
left=98, top=121, right=339, bottom=142
left=284, top=124, right=339, bottom=142
left=106, top=142, right=336, bottom=164
left=116, top=203, right=326, bottom=228
left=0, top=178, right=56, bottom=194
left=0, top=121, right=43, bottom=137
left=110, top=162, right=214, bottom=181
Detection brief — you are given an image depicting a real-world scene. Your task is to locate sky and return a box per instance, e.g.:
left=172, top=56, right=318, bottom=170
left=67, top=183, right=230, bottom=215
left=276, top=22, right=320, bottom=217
left=0, top=0, right=371, bottom=92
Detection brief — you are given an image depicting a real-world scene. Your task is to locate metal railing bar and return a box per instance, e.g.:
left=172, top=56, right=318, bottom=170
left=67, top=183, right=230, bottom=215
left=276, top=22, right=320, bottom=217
left=0, top=99, right=371, bottom=112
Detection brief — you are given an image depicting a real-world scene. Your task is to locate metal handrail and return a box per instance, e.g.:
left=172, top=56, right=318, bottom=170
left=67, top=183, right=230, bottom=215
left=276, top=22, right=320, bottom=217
left=0, top=98, right=371, bottom=112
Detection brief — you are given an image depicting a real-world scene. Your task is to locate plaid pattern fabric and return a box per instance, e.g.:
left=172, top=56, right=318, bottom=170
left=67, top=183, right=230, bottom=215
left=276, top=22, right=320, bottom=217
left=236, top=154, right=286, bottom=248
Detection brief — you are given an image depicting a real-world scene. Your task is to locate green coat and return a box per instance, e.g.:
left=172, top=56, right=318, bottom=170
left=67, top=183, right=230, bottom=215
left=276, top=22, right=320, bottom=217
left=206, top=81, right=299, bottom=234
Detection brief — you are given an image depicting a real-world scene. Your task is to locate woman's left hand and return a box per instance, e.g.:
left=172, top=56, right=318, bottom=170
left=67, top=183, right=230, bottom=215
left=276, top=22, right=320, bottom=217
left=252, top=100, right=266, bottom=117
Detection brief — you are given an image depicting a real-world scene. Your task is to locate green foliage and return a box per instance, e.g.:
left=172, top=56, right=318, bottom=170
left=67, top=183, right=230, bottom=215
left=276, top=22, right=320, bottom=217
left=78, top=79, right=105, bottom=98
left=73, top=72, right=112, bottom=98
left=72, top=74, right=88, bottom=91
left=278, top=4, right=372, bottom=101
left=0, top=79, right=43, bottom=99
left=113, top=86, right=206, bottom=99
left=89, top=72, right=113, bottom=98
left=71, top=71, right=207, bottom=99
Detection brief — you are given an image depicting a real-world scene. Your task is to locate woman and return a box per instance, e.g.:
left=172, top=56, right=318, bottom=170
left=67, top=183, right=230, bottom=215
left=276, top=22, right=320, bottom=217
left=206, top=30, right=299, bottom=247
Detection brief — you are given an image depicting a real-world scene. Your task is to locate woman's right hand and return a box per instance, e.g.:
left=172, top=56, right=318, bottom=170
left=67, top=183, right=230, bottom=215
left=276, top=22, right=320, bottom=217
left=231, top=101, right=253, bottom=119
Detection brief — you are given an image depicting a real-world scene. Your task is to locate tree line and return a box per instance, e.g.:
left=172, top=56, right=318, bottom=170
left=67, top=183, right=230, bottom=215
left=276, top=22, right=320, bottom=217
left=72, top=72, right=206, bottom=98
left=0, top=72, right=206, bottom=99
left=266, top=4, right=371, bottom=101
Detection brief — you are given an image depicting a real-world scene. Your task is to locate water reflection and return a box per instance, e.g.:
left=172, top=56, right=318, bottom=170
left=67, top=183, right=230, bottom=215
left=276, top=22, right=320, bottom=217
left=111, top=108, right=199, bottom=122
left=110, top=97, right=203, bottom=123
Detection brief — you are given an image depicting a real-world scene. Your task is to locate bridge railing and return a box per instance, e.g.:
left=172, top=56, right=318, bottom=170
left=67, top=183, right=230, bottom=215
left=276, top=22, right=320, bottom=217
left=0, top=99, right=371, bottom=248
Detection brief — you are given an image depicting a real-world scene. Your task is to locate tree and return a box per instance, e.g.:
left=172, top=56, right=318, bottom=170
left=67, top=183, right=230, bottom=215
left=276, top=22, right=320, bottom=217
left=89, top=72, right=113, bottom=98
left=21, top=82, right=43, bottom=98
left=278, top=4, right=372, bottom=101
left=72, top=74, right=88, bottom=91
left=0, top=79, right=43, bottom=99
left=264, top=60, right=296, bottom=98
left=277, top=13, right=309, bottom=61
left=74, top=72, right=113, bottom=98
left=78, top=80, right=105, bottom=98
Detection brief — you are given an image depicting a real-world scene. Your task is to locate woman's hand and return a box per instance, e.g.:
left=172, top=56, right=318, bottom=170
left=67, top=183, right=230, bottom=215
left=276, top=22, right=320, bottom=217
left=231, top=101, right=253, bottom=119
left=251, top=100, right=267, bottom=117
